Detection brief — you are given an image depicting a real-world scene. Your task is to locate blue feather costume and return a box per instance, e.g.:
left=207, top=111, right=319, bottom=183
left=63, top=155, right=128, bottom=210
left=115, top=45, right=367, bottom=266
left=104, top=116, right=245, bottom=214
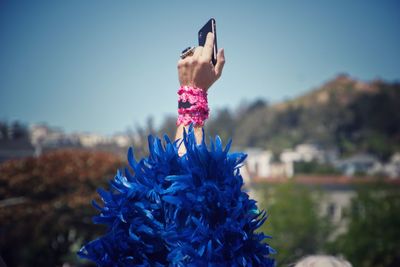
left=78, top=126, right=275, bottom=266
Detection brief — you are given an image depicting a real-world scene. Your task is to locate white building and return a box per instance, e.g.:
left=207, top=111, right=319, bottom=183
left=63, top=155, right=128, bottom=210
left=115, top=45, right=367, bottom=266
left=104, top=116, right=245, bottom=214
left=111, top=134, right=131, bottom=148
left=319, top=187, right=356, bottom=239
left=245, top=148, right=273, bottom=178
left=335, top=153, right=382, bottom=176
left=243, top=148, right=293, bottom=179
left=383, top=153, right=400, bottom=178
left=78, top=133, right=109, bottom=148
left=280, top=143, right=327, bottom=163
left=30, top=124, right=80, bottom=156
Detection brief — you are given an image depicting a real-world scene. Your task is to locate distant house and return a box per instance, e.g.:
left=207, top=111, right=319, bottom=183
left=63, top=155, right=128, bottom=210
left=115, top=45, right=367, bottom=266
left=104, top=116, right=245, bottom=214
left=243, top=148, right=292, bottom=179
left=281, top=143, right=326, bottom=163
left=78, top=133, right=109, bottom=148
left=30, top=124, right=131, bottom=158
left=245, top=148, right=273, bottom=178
left=270, top=162, right=292, bottom=178
left=279, top=143, right=338, bottom=177
left=383, top=153, right=400, bottom=178
left=334, top=153, right=382, bottom=176
left=112, top=134, right=131, bottom=148
left=30, top=124, right=81, bottom=156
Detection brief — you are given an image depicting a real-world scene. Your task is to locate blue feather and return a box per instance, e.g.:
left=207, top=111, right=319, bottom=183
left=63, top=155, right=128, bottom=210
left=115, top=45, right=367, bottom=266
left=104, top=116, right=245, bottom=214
left=78, top=125, right=275, bottom=266
left=127, top=147, right=137, bottom=169
left=162, top=195, right=183, bottom=206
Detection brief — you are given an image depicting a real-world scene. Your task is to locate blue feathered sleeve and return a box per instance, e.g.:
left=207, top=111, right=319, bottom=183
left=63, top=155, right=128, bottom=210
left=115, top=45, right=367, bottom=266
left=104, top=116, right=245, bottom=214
left=78, top=126, right=275, bottom=266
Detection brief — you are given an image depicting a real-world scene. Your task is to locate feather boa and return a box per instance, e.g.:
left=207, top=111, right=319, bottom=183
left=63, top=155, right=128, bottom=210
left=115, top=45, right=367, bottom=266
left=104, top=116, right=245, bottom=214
left=78, top=126, right=275, bottom=266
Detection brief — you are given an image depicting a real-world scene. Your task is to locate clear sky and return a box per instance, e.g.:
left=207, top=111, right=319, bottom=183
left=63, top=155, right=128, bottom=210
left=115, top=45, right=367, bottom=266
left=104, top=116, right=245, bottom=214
left=1, top=0, right=399, bottom=135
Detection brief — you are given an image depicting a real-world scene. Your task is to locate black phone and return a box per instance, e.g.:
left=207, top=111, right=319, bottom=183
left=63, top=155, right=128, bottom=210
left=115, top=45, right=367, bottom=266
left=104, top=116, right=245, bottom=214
left=198, top=18, right=217, bottom=66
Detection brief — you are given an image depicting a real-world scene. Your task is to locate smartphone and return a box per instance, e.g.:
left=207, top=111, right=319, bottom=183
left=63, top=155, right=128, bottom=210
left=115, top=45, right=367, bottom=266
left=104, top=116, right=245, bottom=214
left=198, top=18, right=217, bottom=66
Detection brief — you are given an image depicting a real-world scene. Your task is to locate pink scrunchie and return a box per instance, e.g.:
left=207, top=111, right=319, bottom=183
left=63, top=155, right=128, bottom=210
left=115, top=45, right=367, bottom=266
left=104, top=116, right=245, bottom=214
left=177, top=85, right=209, bottom=126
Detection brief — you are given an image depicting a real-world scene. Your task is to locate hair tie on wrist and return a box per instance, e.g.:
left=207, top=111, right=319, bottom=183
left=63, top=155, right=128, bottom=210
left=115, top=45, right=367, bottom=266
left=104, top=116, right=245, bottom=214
left=177, top=85, right=209, bottom=126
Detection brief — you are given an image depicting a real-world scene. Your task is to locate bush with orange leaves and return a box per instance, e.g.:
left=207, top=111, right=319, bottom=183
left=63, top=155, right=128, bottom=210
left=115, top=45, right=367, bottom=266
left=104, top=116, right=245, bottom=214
left=0, top=149, right=123, bottom=267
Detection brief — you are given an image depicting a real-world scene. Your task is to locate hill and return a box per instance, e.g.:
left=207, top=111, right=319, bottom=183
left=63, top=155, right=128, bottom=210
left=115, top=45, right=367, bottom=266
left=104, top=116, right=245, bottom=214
left=207, top=74, right=400, bottom=160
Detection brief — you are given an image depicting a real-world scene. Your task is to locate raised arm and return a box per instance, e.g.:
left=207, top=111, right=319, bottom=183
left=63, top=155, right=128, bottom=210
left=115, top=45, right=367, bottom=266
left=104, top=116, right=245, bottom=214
left=175, top=32, right=225, bottom=155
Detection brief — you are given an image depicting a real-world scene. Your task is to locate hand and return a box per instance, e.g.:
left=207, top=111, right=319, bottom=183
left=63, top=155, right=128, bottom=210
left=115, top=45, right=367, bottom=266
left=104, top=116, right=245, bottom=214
left=177, top=32, right=225, bottom=91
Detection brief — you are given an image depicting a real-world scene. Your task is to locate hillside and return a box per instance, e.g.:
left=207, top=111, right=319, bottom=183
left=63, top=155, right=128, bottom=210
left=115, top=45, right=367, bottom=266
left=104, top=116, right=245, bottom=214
left=276, top=74, right=380, bottom=110
left=206, top=74, right=400, bottom=160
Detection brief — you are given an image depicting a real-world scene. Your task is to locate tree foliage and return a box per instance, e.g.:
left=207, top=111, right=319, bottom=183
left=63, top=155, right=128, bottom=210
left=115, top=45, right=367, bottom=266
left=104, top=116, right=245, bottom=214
left=256, top=182, right=331, bottom=266
left=294, top=160, right=340, bottom=175
left=329, top=183, right=400, bottom=267
left=0, top=149, right=123, bottom=267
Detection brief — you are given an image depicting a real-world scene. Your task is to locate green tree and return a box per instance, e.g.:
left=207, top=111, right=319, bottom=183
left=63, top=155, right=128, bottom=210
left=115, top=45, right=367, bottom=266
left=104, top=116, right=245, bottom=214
left=329, top=183, right=400, bottom=267
left=257, top=182, right=331, bottom=266
left=206, top=108, right=236, bottom=142
left=294, top=160, right=340, bottom=175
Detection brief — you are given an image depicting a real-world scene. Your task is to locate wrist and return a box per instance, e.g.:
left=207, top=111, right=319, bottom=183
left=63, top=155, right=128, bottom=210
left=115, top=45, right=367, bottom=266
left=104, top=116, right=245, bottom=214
left=177, top=85, right=209, bottom=127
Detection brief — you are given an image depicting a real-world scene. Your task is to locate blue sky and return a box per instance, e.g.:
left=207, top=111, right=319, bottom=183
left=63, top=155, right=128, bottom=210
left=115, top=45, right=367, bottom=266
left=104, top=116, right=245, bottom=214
left=1, top=0, right=399, bottom=135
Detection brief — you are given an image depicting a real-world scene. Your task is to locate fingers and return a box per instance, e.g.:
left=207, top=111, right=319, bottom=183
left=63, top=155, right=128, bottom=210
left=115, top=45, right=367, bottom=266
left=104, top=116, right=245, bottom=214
left=201, top=32, right=214, bottom=62
left=177, top=56, right=191, bottom=85
left=177, top=58, right=185, bottom=68
left=193, top=46, right=203, bottom=59
left=214, top=48, right=225, bottom=78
